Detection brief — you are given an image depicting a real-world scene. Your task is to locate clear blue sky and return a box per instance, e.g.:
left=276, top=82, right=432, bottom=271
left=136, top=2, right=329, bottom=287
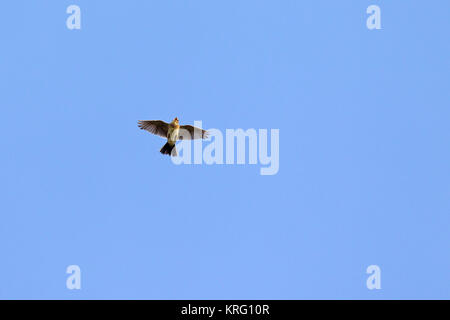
left=1, top=1, right=449, bottom=299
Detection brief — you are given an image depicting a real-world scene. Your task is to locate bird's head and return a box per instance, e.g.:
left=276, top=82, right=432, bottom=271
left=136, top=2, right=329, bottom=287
left=173, top=117, right=179, bottom=124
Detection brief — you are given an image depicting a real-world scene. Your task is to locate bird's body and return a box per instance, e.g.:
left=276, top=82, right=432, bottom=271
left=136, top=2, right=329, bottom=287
left=138, top=117, right=208, bottom=156
left=167, top=122, right=180, bottom=144
left=161, top=120, right=180, bottom=156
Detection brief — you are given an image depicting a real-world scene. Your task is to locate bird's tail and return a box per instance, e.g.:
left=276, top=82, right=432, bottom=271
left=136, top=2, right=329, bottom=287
left=160, top=142, right=177, bottom=156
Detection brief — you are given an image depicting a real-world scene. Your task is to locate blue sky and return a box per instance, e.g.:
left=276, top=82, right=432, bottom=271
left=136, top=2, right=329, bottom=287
left=1, top=1, right=449, bottom=299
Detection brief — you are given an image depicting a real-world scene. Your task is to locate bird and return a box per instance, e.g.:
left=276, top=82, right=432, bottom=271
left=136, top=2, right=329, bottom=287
left=138, top=117, right=209, bottom=156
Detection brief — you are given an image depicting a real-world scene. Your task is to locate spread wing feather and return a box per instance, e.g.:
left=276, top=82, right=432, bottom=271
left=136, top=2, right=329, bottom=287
left=178, top=125, right=209, bottom=140
left=137, top=120, right=169, bottom=138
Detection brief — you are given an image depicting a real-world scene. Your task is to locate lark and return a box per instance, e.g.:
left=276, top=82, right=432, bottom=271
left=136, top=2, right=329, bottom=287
left=138, top=117, right=208, bottom=156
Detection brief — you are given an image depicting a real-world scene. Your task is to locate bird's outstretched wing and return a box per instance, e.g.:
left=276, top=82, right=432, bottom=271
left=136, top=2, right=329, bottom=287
left=179, top=125, right=209, bottom=140
left=138, top=120, right=169, bottom=138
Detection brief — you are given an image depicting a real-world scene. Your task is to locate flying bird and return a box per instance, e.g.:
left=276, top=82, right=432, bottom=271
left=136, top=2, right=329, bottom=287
left=138, top=117, right=209, bottom=156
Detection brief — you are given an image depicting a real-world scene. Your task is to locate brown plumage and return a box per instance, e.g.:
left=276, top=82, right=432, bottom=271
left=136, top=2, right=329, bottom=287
left=138, top=117, right=209, bottom=156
